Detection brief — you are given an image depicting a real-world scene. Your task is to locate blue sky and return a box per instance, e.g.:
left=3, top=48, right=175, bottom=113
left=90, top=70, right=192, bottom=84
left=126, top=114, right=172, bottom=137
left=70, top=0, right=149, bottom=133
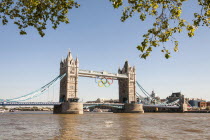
left=0, top=1, right=210, bottom=102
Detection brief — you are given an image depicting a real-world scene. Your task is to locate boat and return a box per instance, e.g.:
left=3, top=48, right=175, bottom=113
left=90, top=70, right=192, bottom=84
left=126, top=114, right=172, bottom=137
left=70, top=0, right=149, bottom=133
left=92, top=108, right=103, bottom=112
left=9, top=109, right=19, bottom=112
left=0, top=109, right=6, bottom=113
left=83, top=108, right=90, bottom=112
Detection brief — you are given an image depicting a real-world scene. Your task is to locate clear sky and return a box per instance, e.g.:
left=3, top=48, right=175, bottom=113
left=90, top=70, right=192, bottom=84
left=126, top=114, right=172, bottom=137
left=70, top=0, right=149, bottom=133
left=0, top=1, right=210, bottom=102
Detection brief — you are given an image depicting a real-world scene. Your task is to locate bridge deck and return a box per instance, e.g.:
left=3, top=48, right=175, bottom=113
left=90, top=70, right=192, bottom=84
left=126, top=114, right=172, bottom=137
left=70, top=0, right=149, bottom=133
left=0, top=102, right=180, bottom=109
left=0, top=102, right=61, bottom=106
left=143, top=105, right=180, bottom=109
left=83, top=103, right=180, bottom=109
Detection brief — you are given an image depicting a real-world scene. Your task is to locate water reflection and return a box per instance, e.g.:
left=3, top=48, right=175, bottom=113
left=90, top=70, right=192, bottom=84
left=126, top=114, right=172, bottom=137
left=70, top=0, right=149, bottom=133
left=53, top=115, right=82, bottom=140
left=53, top=113, right=146, bottom=140
left=0, top=112, right=60, bottom=140
left=1, top=112, right=210, bottom=140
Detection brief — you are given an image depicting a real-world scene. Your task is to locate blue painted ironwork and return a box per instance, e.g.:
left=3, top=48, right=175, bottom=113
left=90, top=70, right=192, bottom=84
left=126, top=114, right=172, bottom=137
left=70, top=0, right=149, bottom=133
left=0, top=102, right=61, bottom=106
left=83, top=103, right=124, bottom=109
left=136, top=81, right=154, bottom=100
left=136, top=81, right=180, bottom=107
left=0, top=73, right=66, bottom=102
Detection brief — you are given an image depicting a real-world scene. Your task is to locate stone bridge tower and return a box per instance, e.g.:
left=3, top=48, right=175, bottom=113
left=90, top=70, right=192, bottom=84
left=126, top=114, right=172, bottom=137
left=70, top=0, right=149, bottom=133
left=59, top=51, right=79, bottom=102
left=118, top=61, right=136, bottom=103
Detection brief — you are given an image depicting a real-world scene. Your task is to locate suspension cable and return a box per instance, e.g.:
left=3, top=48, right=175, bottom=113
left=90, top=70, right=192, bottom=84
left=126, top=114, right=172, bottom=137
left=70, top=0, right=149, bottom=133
left=12, top=73, right=66, bottom=102
left=2, top=73, right=66, bottom=102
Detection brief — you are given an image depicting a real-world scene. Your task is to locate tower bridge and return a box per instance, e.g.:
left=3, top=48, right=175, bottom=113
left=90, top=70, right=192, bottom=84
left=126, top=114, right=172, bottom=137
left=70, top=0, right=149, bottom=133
left=54, top=50, right=144, bottom=114
left=0, top=50, right=188, bottom=114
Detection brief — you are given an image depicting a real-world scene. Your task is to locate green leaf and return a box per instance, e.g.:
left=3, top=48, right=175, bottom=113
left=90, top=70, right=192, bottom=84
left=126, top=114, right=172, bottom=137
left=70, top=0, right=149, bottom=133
left=165, top=54, right=171, bottom=59
left=20, top=30, right=27, bottom=35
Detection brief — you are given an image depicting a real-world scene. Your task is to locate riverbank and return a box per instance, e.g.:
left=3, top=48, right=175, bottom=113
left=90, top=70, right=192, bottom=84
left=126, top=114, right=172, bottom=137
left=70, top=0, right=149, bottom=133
left=185, top=110, right=210, bottom=113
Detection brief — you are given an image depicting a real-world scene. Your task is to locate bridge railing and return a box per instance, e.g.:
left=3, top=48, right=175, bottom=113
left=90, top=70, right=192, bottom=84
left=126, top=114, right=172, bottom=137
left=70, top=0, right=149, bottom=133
left=0, top=102, right=61, bottom=106
left=83, top=103, right=124, bottom=105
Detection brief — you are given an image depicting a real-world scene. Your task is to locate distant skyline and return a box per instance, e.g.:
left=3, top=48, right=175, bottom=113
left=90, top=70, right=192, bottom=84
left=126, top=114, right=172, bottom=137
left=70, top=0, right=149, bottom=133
left=0, top=1, right=210, bottom=102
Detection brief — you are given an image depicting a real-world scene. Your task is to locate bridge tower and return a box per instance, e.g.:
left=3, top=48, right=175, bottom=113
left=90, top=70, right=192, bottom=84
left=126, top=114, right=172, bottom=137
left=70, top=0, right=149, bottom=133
left=59, top=50, right=79, bottom=102
left=54, top=51, right=83, bottom=114
left=118, top=61, right=144, bottom=113
left=118, top=61, right=136, bottom=103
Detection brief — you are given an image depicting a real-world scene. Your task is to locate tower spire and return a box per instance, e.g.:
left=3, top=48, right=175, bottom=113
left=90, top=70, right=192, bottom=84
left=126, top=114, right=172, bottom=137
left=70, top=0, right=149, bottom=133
left=75, top=55, right=79, bottom=65
left=67, top=49, right=73, bottom=60
left=76, top=56, right=79, bottom=61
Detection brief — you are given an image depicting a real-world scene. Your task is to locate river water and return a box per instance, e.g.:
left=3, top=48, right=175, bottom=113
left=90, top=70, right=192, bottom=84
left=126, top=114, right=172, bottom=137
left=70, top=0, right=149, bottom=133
left=0, top=112, right=210, bottom=140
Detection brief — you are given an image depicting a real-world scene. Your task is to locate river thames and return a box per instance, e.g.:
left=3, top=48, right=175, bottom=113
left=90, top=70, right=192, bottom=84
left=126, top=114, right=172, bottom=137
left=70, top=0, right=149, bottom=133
left=0, top=112, right=210, bottom=140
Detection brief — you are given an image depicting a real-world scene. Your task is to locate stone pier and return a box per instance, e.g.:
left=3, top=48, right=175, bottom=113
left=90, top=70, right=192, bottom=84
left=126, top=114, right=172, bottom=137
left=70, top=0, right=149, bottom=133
left=124, top=103, right=144, bottom=113
left=53, top=102, right=83, bottom=114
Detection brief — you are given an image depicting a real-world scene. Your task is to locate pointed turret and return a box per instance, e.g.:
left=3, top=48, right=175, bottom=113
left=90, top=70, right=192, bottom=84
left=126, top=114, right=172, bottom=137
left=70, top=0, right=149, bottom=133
left=63, top=57, right=66, bottom=63
left=133, top=66, right=136, bottom=71
left=118, top=66, right=121, bottom=73
left=67, top=49, right=73, bottom=60
left=60, top=57, right=64, bottom=67
left=75, top=56, right=79, bottom=66
left=124, top=60, right=129, bottom=73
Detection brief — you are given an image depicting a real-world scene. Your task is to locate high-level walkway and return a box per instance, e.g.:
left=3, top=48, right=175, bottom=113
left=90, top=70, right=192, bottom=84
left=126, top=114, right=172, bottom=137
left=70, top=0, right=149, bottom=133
left=79, top=69, right=128, bottom=79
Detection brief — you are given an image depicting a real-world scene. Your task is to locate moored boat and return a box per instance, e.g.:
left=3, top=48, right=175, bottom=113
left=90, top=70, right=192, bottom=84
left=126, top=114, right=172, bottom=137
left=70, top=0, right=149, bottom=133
left=92, top=108, right=103, bottom=112
left=83, top=108, right=90, bottom=112
left=0, top=109, right=6, bottom=113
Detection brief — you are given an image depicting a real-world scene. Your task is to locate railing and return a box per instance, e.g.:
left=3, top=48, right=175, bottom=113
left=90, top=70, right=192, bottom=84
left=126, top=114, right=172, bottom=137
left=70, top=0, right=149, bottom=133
left=0, top=101, right=180, bottom=108
left=0, top=102, right=61, bottom=106
left=83, top=103, right=124, bottom=109
left=143, top=104, right=180, bottom=108
left=83, top=103, right=179, bottom=109
left=84, top=103, right=124, bottom=105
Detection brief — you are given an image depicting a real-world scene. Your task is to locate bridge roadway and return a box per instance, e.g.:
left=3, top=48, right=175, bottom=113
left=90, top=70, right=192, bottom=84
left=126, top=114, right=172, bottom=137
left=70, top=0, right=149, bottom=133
left=83, top=103, right=124, bottom=109
left=0, top=102, right=179, bottom=109
left=78, top=69, right=128, bottom=79
left=143, top=105, right=179, bottom=109
left=83, top=103, right=179, bottom=109
left=0, top=102, right=61, bottom=106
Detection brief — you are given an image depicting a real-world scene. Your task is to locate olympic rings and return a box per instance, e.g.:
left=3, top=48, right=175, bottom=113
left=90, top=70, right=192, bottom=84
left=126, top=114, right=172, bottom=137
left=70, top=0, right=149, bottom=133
left=95, top=77, right=114, bottom=87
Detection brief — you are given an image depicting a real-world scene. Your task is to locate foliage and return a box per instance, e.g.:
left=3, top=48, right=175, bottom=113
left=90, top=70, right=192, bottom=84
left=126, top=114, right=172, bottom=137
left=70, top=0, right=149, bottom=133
left=0, top=0, right=80, bottom=37
left=110, top=0, right=210, bottom=59
left=1, top=0, right=210, bottom=58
